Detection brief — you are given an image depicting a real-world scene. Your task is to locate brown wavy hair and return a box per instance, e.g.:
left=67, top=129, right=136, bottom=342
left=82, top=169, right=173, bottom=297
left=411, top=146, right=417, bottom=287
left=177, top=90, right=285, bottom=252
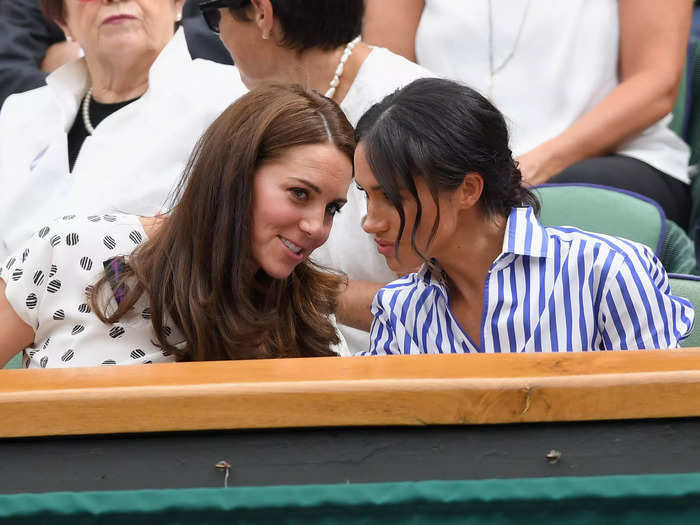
left=91, top=84, right=355, bottom=360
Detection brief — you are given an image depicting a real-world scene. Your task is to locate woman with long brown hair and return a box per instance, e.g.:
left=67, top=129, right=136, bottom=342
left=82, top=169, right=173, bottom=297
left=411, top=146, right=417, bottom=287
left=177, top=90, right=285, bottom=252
left=0, top=84, right=355, bottom=368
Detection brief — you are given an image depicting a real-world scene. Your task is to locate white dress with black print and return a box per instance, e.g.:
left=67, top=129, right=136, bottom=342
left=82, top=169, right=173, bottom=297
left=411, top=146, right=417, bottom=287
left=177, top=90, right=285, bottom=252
left=0, top=214, right=181, bottom=368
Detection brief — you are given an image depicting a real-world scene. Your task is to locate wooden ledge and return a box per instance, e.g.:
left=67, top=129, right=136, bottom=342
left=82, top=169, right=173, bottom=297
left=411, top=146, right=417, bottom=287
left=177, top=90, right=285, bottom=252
left=2, top=350, right=700, bottom=438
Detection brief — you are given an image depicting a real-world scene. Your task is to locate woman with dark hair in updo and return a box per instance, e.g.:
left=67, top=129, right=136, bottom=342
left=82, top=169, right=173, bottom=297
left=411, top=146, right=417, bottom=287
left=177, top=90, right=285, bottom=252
left=0, top=84, right=354, bottom=368
left=198, top=0, right=434, bottom=354
left=354, top=78, right=693, bottom=355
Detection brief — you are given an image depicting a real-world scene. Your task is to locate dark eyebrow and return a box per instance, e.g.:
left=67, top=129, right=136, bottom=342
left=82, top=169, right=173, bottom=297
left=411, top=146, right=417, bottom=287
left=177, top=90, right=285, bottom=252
left=290, top=177, right=321, bottom=194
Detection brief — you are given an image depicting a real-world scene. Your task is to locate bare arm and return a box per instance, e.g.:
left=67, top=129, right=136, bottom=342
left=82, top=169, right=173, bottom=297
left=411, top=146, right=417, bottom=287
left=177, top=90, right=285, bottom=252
left=363, top=0, right=425, bottom=61
left=519, top=0, right=693, bottom=184
left=336, top=279, right=386, bottom=332
left=0, top=279, right=34, bottom=368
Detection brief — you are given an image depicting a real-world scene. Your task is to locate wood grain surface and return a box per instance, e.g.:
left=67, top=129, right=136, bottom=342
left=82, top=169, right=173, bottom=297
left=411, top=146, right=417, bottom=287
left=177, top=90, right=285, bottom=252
left=2, top=350, right=700, bottom=438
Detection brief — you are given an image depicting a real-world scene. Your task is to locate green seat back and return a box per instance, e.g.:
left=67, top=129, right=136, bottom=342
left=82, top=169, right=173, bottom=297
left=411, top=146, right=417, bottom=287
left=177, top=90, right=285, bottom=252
left=533, top=184, right=664, bottom=255
left=3, top=352, right=22, bottom=370
left=668, top=274, right=700, bottom=348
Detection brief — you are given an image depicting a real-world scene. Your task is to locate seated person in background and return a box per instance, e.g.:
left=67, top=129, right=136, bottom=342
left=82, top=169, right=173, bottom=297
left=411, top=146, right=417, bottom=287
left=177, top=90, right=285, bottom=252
left=0, top=0, right=233, bottom=107
left=0, top=0, right=247, bottom=262
left=363, top=0, right=693, bottom=229
left=0, top=84, right=355, bottom=368
left=201, top=0, right=434, bottom=353
left=354, top=79, right=694, bottom=355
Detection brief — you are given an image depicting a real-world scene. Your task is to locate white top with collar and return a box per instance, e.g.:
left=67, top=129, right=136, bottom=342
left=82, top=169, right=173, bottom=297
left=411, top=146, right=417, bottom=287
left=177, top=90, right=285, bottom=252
left=415, top=0, right=690, bottom=182
left=0, top=29, right=247, bottom=261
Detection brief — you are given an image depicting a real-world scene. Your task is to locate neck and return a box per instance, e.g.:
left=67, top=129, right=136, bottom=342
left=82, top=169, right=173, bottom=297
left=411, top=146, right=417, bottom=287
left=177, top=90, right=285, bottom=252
left=85, top=51, right=155, bottom=103
left=251, top=40, right=370, bottom=104
left=438, top=212, right=507, bottom=305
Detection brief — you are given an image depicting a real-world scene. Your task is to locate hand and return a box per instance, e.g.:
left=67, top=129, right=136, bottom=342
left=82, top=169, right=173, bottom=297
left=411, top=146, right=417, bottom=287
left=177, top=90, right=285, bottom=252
left=41, top=41, right=82, bottom=73
left=516, top=143, right=569, bottom=186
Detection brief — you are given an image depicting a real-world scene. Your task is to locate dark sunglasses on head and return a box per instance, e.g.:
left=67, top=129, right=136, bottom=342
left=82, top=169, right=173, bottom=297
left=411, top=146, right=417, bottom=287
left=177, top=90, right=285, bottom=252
left=199, top=0, right=250, bottom=34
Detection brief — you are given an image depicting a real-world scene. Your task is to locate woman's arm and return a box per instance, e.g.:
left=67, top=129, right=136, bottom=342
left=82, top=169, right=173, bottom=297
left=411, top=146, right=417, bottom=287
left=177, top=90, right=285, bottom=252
left=336, top=279, right=385, bottom=332
left=519, top=0, right=693, bottom=185
left=362, top=0, right=425, bottom=61
left=0, top=279, right=34, bottom=368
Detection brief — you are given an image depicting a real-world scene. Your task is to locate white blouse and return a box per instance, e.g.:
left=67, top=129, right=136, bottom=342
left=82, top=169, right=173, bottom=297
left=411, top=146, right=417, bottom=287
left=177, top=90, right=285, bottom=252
left=415, top=0, right=690, bottom=183
left=1, top=214, right=180, bottom=368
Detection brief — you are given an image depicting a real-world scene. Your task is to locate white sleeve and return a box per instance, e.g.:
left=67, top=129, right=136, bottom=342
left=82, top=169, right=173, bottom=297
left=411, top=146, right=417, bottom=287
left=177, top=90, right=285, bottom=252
left=0, top=225, right=57, bottom=330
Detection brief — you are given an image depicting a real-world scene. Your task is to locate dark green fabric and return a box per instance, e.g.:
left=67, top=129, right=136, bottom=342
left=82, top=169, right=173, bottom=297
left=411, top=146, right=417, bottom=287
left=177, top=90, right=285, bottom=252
left=661, top=220, right=699, bottom=275
left=534, top=185, right=663, bottom=254
left=669, top=276, right=700, bottom=347
left=4, top=474, right=700, bottom=524
left=670, top=42, right=689, bottom=137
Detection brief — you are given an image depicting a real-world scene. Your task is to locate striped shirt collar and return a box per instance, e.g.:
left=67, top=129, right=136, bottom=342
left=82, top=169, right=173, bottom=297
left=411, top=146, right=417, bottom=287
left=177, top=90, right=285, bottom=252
left=418, top=207, right=552, bottom=286
left=502, top=207, right=553, bottom=259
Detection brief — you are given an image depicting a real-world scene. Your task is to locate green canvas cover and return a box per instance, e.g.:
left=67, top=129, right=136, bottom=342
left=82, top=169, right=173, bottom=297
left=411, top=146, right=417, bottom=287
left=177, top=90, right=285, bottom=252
left=3, top=473, right=700, bottom=524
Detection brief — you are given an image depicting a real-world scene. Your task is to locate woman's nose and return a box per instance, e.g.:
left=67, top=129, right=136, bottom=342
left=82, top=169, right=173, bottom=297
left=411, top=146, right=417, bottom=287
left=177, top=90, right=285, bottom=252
left=299, top=209, right=329, bottom=242
left=361, top=204, right=387, bottom=234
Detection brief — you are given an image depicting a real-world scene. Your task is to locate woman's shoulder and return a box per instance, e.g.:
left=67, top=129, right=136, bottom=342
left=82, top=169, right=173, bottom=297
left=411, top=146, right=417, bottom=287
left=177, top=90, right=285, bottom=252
left=361, top=46, right=435, bottom=86
left=374, top=266, right=444, bottom=307
left=0, top=84, right=54, bottom=126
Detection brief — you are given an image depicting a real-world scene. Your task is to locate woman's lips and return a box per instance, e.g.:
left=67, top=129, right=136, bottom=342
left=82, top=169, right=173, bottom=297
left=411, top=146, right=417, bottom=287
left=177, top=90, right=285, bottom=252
left=103, top=15, right=137, bottom=25
left=375, top=239, right=394, bottom=256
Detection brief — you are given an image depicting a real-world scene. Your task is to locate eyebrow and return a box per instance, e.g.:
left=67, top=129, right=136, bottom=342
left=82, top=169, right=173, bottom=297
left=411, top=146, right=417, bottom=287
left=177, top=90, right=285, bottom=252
left=290, top=177, right=321, bottom=194
left=291, top=177, right=347, bottom=203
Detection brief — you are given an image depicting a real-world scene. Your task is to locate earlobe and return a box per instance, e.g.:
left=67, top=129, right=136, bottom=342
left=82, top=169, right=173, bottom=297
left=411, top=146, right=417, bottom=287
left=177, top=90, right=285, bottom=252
left=458, top=172, right=484, bottom=210
left=251, top=0, right=274, bottom=36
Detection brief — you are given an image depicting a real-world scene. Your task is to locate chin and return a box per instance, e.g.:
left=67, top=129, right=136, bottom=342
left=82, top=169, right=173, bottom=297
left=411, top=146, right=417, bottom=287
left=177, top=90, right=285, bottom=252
left=261, top=263, right=297, bottom=280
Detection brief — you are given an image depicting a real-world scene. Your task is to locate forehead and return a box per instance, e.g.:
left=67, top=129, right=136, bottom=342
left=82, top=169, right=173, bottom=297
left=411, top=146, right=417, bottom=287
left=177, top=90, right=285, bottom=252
left=257, top=143, right=352, bottom=194
left=353, top=143, right=376, bottom=187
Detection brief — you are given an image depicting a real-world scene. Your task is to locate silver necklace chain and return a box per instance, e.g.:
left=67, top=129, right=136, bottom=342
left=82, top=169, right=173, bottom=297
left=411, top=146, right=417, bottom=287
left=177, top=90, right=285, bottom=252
left=487, top=0, right=532, bottom=99
left=81, top=87, right=95, bottom=135
left=325, top=36, right=361, bottom=100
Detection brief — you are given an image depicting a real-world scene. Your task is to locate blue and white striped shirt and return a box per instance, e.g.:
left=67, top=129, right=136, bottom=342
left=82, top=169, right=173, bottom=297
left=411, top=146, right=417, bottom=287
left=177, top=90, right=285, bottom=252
left=363, top=207, right=694, bottom=355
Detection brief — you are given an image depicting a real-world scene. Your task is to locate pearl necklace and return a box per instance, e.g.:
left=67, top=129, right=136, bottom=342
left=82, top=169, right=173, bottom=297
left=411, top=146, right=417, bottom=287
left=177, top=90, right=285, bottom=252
left=81, top=87, right=95, bottom=135
left=325, top=36, right=361, bottom=100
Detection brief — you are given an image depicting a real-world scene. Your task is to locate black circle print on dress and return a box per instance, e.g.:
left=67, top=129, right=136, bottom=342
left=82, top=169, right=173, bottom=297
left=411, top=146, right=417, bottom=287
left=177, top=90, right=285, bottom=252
left=71, top=325, right=85, bottom=335
left=103, top=235, right=116, bottom=250
left=42, top=337, right=51, bottom=349
left=61, top=349, right=74, bottom=362
left=129, top=230, right=143, bottom=245
left=40, top=356, right=48, bottom=368
left=22, top=248, right=29, bottom=262
left=47, top=279, right=62, bottom=293
left=33, top=270, right=44, bottom=286
left=141, top=307, right=152, bottom=319
left=109, top=326, right=125, bottom=339
left=103, top=214, right=117, bottom=222
left=66, top=233, right=79, bottom=246
left=102, top=359, right=117, bottom=366
left=11, top=268, right=23, bottom=281
left=87, top=215, right=101, bottom=222
left=49, top=235, right=61, bottom=247
left=5, top=257, right=15, bottom=270
left=80, top=256, right=93, bottom=271
left=78, top=303, right=91, bottom=314
left=62, top=214, right=76, bottom=220
left=26, top=293, right=37, bottom=309
left=163, top=326, right=173, bottom=337
left=130, top=349, right=146, bottom=359
left=53, top=309, right=65, bottom=320
left=49, top=264, right=57, bottom=277
left=38, top=226, right=50, bottom=238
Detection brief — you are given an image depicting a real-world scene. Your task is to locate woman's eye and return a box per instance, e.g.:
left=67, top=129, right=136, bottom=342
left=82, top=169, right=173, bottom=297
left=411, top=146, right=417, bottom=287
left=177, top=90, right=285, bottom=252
left=326, top=202, right=343, bottom=216
left=290, top=188, right=308, bottom=201
left=355, top=182, right=367, bottom=196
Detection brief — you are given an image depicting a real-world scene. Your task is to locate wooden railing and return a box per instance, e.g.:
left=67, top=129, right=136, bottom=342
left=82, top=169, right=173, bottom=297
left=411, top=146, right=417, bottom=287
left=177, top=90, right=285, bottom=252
left=2, top=350, right=700, bottom=438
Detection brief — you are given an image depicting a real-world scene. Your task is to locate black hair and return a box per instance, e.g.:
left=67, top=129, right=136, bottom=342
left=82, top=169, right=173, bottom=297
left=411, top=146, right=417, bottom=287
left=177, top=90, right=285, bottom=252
left=355, top=77, right=540, bottom=262
left=232, top=0, right=363, bottom=52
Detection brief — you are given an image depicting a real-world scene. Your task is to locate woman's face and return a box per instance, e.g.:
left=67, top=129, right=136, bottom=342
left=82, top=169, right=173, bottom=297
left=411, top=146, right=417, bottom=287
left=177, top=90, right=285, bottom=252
left=60, top=0, right=184, bottom=61
left=251, top=143, right=353, bottom=279
left=355, top=143, right=457, bottom=273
